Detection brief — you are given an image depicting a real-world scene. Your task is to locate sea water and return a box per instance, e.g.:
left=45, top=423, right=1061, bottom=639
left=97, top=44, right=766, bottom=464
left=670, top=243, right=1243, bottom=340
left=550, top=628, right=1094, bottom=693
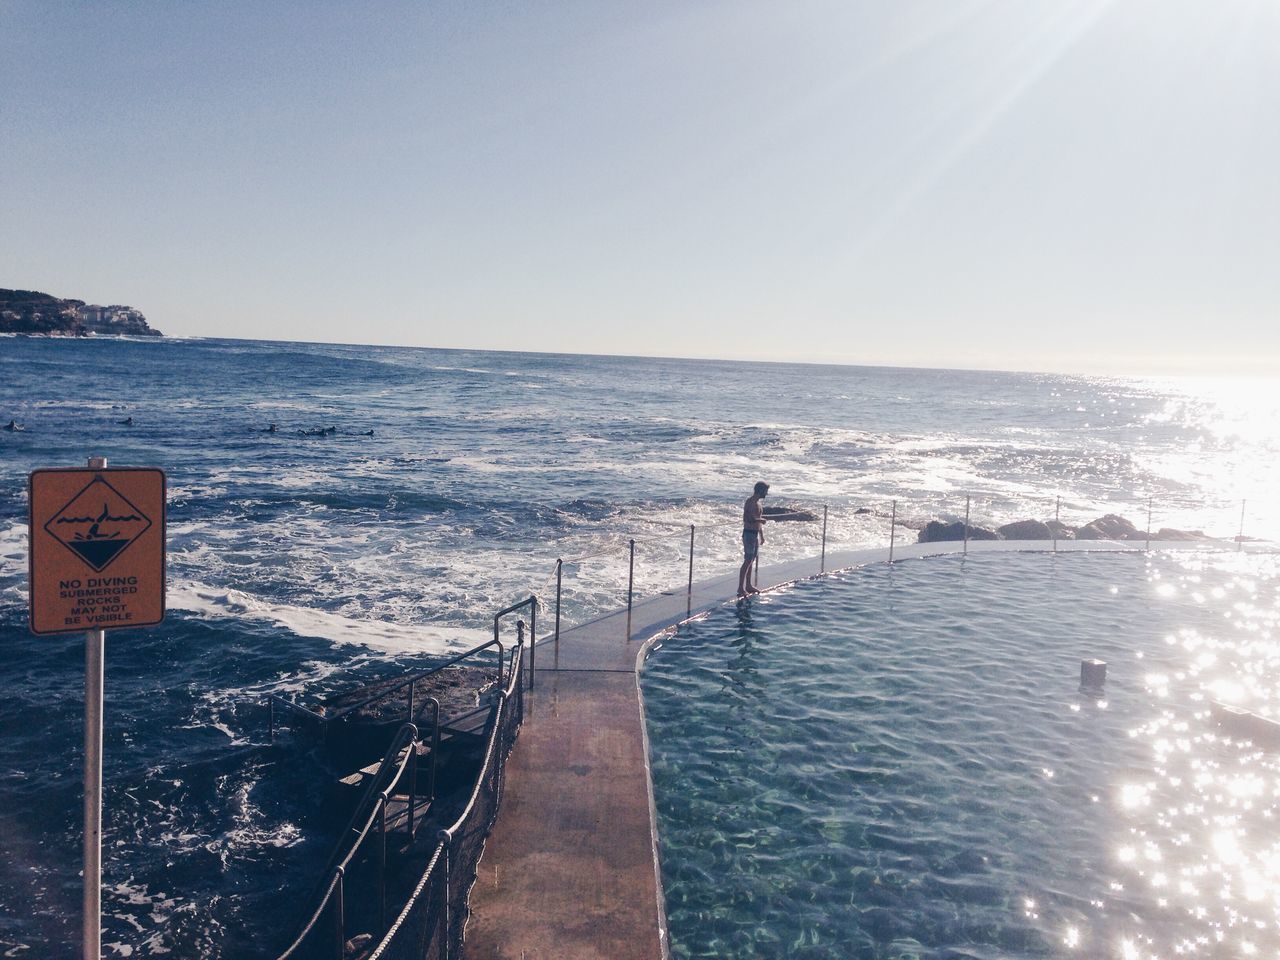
left=0, top=336, right=1277, bottom=955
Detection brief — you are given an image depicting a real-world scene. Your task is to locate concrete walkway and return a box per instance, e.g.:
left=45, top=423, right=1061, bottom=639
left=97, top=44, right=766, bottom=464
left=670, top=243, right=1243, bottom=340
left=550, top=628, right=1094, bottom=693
left=462, top=538, right=1254, bottom=959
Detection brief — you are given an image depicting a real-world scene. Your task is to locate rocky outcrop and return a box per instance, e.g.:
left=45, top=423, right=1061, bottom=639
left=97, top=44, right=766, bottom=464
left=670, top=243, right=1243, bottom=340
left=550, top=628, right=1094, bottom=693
left=918, top=511, right=1214, bottom=544
left=1076, top=514, right=1141, bottom=541
left=763, top=506, right=821, bottom=522
left=0, top=288, right=162, bottom=336
left=997, top=519, right=1053, bottom=540
left=918, top=520, right=1000, bottom=543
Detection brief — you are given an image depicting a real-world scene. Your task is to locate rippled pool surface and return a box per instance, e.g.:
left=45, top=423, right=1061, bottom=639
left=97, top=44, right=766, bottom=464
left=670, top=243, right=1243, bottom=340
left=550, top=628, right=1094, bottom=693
left=642, top=550, right=1280, bottom=959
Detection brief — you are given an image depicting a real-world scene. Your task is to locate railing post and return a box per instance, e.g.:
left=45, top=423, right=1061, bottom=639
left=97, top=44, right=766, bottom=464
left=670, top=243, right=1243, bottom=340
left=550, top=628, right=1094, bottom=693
left=529, top=597, right=536, bottom=686
left=333, top=868, right=345, bottom=960
left=626, top=538, right=635, bottom=639
left=889, top=499, right=896, bottom=563
left=963, top=495, right=971, bottom=556
left=518, top=619, right=530, bottom=693
left=378, top=797, right=388, bottom=935
left=1238, top=499, right=1246, bottom=552
left=440, top=835, right=452, bottom=960
left=1054, top=495, right=1060, bottom=553
left=429, top=700, right=440, bottom=801
left=687, top=524, right=695, bottom=619
left=408, top=731, right=419, bottom=838
left=1146, top=496, right=1152, bottom=552
left=820, top=504, right=828, bottom=574
left=408, top=679, right=415, bottom=724
left=554, top=558, right=562, bottom=650
left=268, top=697, right=275, bottom=744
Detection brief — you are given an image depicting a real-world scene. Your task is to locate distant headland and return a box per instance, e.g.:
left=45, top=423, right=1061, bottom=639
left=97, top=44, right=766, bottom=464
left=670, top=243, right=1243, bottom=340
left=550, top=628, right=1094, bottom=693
left=0, top=288, right=162, bottom=337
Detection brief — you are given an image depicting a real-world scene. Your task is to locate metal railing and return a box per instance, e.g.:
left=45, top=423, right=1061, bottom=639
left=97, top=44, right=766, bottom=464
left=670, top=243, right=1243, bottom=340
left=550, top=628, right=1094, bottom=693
left=265, top=616, right=531, bottom=960
left=362, top=623, right=526, bottom=960
left=276, top=721, right=425, bottom=959
left=534, top=493, right=1268, bottom=661
left=266, top=637, right=509, bottom=741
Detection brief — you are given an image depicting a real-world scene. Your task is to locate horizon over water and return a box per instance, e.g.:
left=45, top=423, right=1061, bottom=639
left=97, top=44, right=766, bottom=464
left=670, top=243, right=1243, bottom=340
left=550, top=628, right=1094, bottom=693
left=1, top=334, right=1278, bottom=956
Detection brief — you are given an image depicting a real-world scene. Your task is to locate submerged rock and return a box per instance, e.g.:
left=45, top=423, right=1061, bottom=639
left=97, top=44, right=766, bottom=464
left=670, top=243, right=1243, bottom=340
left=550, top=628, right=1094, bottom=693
left=918, top=520, right=1000, bottom=543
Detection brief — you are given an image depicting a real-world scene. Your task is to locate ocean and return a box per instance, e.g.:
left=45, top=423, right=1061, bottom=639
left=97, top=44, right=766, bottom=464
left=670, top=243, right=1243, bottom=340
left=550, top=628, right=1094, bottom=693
left=1, top=335, right=1277, bottom=956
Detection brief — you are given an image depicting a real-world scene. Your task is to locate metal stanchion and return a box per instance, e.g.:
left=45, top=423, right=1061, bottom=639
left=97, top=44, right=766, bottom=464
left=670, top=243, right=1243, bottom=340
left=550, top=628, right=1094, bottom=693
left=820, top=505, right=828, bottom=573
left=554, top=558, right=562, bottom=649
left=687, top=525, right=695, bottom=619
left=626, top=539, right=635, bottom=639
left=1053, top=496, right=1060, bottom=553
left=1238, top=500, right=1246, bottom=552
left=963, top=495, right=971, bottom=555
left=889, top=500, right=896, bottom=563
left=1146, top=496, right=1152, bottom=552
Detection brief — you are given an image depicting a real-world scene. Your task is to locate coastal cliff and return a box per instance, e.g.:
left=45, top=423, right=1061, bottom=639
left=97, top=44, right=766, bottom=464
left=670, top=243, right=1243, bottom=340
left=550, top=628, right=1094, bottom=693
left=0, top=288, right=162, bottom=337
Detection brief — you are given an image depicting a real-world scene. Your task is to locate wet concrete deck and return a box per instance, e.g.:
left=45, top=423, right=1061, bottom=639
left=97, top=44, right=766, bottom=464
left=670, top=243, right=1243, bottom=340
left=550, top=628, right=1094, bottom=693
left=462, top=538, right=1238, bottom=959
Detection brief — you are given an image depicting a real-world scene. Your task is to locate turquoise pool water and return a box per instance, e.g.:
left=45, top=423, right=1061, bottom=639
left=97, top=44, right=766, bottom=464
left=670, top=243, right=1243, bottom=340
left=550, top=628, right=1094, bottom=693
left=642, top=550, right=1280, bottom=959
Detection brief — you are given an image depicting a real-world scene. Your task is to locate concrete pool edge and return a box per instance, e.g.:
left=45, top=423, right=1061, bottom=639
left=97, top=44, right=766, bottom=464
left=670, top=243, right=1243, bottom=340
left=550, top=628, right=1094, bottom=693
left=463, top=539, right=1274, bottom=959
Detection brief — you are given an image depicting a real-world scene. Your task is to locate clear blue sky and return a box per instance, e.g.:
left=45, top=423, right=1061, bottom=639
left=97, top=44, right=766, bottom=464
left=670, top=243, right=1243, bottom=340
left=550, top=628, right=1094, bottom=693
left=3, top=1, right=1277, bottom=376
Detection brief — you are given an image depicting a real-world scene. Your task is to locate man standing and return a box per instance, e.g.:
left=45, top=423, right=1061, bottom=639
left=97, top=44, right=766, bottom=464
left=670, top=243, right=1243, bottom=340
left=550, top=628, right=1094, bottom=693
left=739, top=481, right=769, bottom=598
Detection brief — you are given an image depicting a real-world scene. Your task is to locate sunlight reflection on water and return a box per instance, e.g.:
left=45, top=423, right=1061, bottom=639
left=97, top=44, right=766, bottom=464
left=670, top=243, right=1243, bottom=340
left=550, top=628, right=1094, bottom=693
left=646, top=550, right=1280, bottom=960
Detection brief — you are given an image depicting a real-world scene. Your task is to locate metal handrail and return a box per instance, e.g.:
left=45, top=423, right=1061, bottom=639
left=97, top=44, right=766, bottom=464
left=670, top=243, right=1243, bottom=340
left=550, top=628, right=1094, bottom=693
left=439, top=687, right=507, bottom=846
left=276, top=720, right=422, bottom=959
left=363, top=633, right=526, bottom=960
left=265, top=638, right=508, bottom=739
left=494, top=596, right=535, bottom=687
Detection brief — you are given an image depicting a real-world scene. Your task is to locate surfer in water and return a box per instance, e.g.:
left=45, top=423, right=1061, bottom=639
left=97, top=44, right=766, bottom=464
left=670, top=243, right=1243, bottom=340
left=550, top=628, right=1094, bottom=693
left=738, top=481, right=768, bottom=599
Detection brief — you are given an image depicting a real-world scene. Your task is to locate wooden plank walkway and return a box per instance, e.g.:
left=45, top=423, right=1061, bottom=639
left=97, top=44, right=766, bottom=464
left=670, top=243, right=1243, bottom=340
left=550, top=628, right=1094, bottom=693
left=462, top=538, right=1219, bottom=959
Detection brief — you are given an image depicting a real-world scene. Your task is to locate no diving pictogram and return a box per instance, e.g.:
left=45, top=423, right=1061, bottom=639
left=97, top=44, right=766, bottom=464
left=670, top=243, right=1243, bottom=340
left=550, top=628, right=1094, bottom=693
left=44, top=476, right=154, bottom=572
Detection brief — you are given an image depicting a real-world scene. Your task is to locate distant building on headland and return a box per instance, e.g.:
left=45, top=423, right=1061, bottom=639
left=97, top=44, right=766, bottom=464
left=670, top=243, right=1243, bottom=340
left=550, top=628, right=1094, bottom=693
left=0, top=288, right=162, bottom=337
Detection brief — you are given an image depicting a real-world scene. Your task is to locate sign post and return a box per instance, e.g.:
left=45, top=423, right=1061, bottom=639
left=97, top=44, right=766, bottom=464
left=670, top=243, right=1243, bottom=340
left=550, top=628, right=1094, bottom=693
left=28, top=459, right=166, bottom=960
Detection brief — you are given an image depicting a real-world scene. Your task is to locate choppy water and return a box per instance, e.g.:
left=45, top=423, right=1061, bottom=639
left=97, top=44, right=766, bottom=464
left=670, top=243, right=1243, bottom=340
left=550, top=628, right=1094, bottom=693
left=1, top=335, right=1278, bottom=955
left=644, top=550, right=1280, bottom=960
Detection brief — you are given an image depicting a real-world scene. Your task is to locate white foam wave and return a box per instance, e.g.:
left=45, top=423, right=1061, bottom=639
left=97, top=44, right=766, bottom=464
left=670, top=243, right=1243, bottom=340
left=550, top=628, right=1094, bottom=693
left=168, top=581, right=488, bottom=653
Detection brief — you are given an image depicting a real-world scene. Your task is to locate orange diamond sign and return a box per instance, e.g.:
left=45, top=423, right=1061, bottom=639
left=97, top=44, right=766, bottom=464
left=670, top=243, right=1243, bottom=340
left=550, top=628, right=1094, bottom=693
left=29, top=467, right=166, bottom=635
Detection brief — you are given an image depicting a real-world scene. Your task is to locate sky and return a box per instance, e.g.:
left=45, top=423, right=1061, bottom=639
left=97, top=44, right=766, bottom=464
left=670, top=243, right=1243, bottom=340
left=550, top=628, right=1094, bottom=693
left=2, top=0, right=1277, bottom=377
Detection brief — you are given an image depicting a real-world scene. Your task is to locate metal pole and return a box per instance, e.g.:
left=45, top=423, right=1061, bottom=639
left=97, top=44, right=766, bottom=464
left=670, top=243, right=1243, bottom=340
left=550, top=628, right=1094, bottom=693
left=626, top=539, right=635, bottom=639
left=963, top=495, right=971, bottom=556
left=84, top=454, right=106, bottom=960
left=528, top=600, right=537, bottom=690
left=407, top=679, right=415, bottom=724
left=1238, top=499, right=1246, bottom=552
left=268, top=698, right=275, bottom=744
left=1054, top=496, right=1060, bottom=553
left=687, top=525, right=695, bottom=619
left=333, top=868, right=345, bottom=960
left=1146, top=496, right=1152, bottom=552
left=820, top=505, right=828, bottom=574
left=377, top=799, right=388, bottom=935
left=889, top=500, right=896, bottom=563
left=554, top=559, right=562, bottom=649
left=441, top=839, right=452, bottom=960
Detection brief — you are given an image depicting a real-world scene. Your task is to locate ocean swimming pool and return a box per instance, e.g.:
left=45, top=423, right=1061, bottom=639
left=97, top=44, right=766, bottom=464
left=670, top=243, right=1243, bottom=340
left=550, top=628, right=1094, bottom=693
left=642, top=550, right=1280, bottom=959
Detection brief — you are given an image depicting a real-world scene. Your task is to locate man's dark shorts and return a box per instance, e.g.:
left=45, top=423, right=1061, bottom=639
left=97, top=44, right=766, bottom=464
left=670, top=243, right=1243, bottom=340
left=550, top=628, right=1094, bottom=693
left=742, top=528, right=759, bottom=561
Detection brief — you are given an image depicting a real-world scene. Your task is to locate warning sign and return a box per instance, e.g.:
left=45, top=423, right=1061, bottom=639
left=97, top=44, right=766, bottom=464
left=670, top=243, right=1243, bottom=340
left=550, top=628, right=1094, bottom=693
left=29, top=468, right=166, bottom=635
